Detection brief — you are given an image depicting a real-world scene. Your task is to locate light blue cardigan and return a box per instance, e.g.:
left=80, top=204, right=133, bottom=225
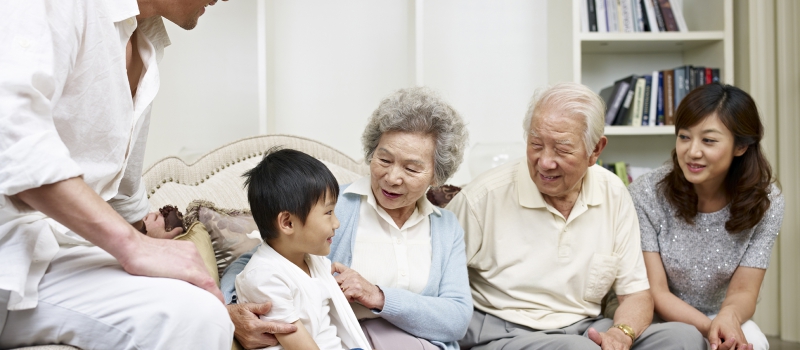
left=220, top=184, right=472, bottom=350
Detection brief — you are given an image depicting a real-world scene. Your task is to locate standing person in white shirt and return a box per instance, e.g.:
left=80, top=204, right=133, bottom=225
left=0, top=0, right=245, bottom=348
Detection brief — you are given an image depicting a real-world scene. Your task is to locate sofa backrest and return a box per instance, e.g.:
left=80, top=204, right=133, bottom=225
left=143, top=134, right=370, bottom=212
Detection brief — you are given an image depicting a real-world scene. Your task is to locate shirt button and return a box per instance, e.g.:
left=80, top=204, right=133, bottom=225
left=17, top=37, right=30, bottom=48
left=400, top=271, right=407, bottom=277
left=126, top=18, right=136, bottom=27
left=394, top=238, right=400, bottom=244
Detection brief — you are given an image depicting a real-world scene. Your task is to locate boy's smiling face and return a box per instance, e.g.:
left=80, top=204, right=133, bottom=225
left=290, top=190, right=340, bottom=256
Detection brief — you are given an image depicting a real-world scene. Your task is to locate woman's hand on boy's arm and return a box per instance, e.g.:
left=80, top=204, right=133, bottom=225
left=227, top=302, right=297, bottom=349
left=332, top=262, right=385, bottom=310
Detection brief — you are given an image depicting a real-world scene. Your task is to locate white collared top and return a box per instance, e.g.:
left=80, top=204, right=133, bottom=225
left=344, top=176, right=437, bottom=319
left=0, top=0, right=170, bottom=310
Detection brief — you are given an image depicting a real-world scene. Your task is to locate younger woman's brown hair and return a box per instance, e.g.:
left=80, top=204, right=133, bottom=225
left=659, top=83, right=775, bottom=232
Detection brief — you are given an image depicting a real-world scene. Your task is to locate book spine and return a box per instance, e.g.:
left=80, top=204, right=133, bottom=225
left=695, top=66, right=705, bottom=88
left=674, top=67, right=685, bottom=110
left=657, top=0, right=679, bottom=31
left=633, top=0, right=645, bottom=32
left=606, top=0, right=620, bottom=32
left=631, top=78, right=646, bottom=126
left=689, top=67, right=696, bottom=91
left=620, top=0, right=634, bottom=32
left=588, top=0, right=598, bottom=32
left=664, top=70, right=675, bottom=125
left=712, top=68, right=721, bottom=83
left=705, top=67, right=712, bottom=84
left=643, top=0, right=661, bottom=32
left=649, top=71, right=659, bottom=126
left=657, top=71, right=665, bottom=125
left=606, top=81, right=630, bottom=125
left=596, top=0, right=608, bottom=32
left=652, top=0, right=669, bottom=31
left=683, top=66, right=691, bottom=99
left=671, top=0, right=689, bottom=32
left=642, top=75, right=652, bottom=126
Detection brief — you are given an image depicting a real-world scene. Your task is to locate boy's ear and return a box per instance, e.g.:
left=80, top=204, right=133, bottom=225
left=276, top=211, right=294, bottom=235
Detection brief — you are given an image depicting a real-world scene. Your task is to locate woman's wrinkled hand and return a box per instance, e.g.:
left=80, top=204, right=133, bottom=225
left=332, top=262, right=385, bottom=310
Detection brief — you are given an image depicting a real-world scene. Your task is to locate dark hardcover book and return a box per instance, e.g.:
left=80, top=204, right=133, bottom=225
left=712, top=68, right=721, bottom=83
left=614, top=75, right=638, bottom=125
left=657, top=71, right=665, bottom=125
left=705, top=67, right=712, bottom=84
left=639, top=0, right=651, bottom=31
left=688, top=67, right=697, bottom=91
left=656, top=0, right=679, bottom=31
left=642, top=75, right=652, bottom=126
left=650, top=0, right=666, bottom=31
left=682, top=65, right=692, bottom=98
left=674, top=66, right=686, bottom=110
left=664, top=69, right=675, bottom=125
left=694, top=66, right=705, bottom=88
left=588, top=0, right=598, bottom=31
left=605, top=81, right=630, bottom=125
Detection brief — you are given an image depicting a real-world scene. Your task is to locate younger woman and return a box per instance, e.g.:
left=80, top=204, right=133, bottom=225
left=629, top=84, right=784, bottom=350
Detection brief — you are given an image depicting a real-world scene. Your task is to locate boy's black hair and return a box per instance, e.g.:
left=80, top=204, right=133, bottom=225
left=242, top=147, right=340, bottom=241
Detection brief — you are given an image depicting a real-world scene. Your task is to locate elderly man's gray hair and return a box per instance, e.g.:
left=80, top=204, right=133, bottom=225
left=522, top=82, right=606, bottom=156
left=362, top=87, right=468, bottom=186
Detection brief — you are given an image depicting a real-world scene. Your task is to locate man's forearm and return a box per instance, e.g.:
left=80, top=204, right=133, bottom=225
left=16, top=177, right=139, bottom=261
left=614, top=290, right=654, bottom=339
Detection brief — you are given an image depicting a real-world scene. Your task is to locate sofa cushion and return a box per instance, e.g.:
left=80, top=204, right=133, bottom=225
left=184, top=200, right=260, bottom=277
left=174, top=221, right=220, bottom=286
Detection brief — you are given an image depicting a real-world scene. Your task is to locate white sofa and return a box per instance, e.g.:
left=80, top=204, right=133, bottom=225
left=16, top=134, right=369, bottom=350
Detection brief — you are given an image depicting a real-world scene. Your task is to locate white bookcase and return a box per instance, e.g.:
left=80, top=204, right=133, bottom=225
left=547, top=0, right=733, bottom=169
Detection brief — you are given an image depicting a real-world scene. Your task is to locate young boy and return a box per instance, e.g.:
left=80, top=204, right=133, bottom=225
left=235, top=148, right=371, bottom=350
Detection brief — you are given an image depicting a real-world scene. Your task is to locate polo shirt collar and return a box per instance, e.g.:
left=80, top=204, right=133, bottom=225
left=343, top=176, right=441, bottom=217
left=515, top=160, right=604, bottom=209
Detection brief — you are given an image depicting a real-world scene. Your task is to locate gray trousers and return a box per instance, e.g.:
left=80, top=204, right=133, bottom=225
left=460, top=309, right=705, bottom=350
left=0, top=245, right=233, bottom=350
left=360, top=317, right=440, bottom=350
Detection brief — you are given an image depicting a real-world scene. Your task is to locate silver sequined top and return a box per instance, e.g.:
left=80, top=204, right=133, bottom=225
left=628, top=165, right=785, bottom=315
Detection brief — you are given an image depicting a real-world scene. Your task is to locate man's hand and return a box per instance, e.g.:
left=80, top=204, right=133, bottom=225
left=708, top=309, right=753, bottom=350
left=588, top=327, right=633, bottom=350
left=142, top=212, right=183, bottom=239
left=117, top=231, right=224, bottom=302
left=332, top=262, right=384, bottom=310
left=227, top=302, right=297, bottom=349
left=16, top=177, right=223, bottom=302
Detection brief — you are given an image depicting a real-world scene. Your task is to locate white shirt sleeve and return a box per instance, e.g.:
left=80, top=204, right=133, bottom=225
left=0, top=1, right=83, bottom=197
left=235, top=267, right=300, bottom=324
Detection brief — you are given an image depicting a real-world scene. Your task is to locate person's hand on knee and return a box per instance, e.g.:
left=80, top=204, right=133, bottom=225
left=588, top=326, right=633, bottom=350
left=227, top=302, right=297, bottom=349
left=708, top=310, right=753, bottom=350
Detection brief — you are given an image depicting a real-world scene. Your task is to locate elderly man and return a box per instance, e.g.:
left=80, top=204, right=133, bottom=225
left=446, top=83, right=705, bottom=350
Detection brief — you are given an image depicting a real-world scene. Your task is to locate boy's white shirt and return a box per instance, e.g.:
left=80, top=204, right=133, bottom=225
left=235, top=243, right=372, bottom=350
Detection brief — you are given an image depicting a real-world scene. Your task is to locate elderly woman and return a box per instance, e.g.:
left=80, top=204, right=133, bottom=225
left=222, top=87, right=472, bottom=350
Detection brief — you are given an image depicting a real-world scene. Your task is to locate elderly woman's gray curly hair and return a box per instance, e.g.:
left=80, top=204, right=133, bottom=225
left=362, top=87, right=468, bottom=186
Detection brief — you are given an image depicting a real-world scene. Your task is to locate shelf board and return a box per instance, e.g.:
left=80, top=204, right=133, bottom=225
left=604, top=125, right=675, bottom=136
left=580, top=31, right=725, bottom=53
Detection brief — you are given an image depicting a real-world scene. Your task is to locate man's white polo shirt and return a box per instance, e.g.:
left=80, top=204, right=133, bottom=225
left=446, top=159, right=649, bottom=330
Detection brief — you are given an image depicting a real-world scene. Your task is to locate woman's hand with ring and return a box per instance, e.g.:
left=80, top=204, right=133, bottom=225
left=332, top=262, right=385, bottom=310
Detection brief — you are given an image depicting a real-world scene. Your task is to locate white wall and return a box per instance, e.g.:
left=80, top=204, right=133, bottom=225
left=146, top=0, right=550, bottom=186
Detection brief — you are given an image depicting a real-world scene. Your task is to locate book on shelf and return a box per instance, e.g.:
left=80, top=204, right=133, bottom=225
left=641, top=0, right=658, bottom=32
left=641, top=75, right=653, bottom=126
left=601, top=80, right=629, bottom=125
left=606, top=0, right=619, bottom=32
left=670, top=0, right=689, bottom=32
left=656, top=0, right=679, bottom=31
left=705, top=67, right=712, bottom=85
left=614, top=162, right=630, bottom=186
left=657, top=71, right=665, bottom=125
left=587, top=0, right=598, bottom=32
left=674, top=65, right=688, bottom=111
left=614, top=75, right=638, bottom=125
left=581, top=0, right=590, bottom=32
left=649, top=0, right=666, bottom=31
left=619, top=0, right=635, bottom=32
left=632, top=0, right=645, bottom=32
left=711, top=68, right=720, bottom=83
left=630, top=77, right=646, bottom=126
left=649, top=71, right=659, bottom=126
left=595, top=0, right=608, bottom=32
left=664, top=70, right=675, bottom=125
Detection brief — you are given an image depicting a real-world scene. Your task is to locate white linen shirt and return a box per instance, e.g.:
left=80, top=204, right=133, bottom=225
left=446, top=160, right=650, bottom=330
left=0, top=0, right=169, bottom=310
left=344, top=176, right=436, bottom=319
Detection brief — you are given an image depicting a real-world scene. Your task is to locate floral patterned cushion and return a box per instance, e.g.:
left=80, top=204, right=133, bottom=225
left=184, top=200, right=260, bottom=277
